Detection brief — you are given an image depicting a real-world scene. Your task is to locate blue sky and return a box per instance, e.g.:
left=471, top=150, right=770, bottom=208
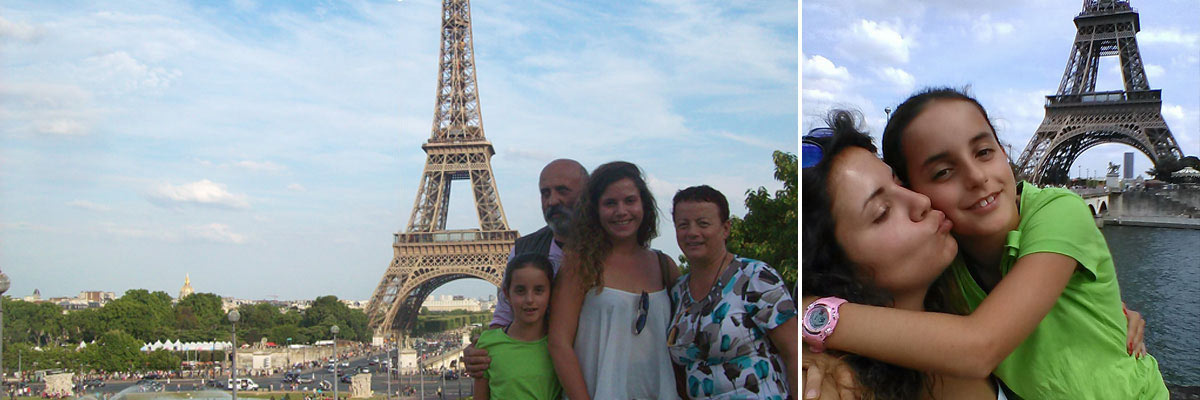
left=803, top=0, right=1199, bottom=181
left=1, top=0, right=798, bottom=301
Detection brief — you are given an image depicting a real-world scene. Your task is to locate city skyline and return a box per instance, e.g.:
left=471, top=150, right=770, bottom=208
left=1, top=0, right=798, bottom=300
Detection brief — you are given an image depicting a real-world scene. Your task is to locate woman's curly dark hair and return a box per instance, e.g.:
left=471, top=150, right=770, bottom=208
left=803, top=109, right=960, bottom=400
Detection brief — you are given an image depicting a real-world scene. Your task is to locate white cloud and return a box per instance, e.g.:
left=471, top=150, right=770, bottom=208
left=232, top=160, right=286, bottom=173
left=0, top=16, right=43, bottom=42
left=0, top=83, right=95, bottom=137
left=67, top=200, right=110, bottom=212
left=802, top=55, right=852, bottom=100
left=1139, top=29, right=1200, bottom=47
left=186, top=223, right=247, bottom=244
left=841, top=20, right=911, bottom=64
left=715, top=131, right=780, bottom=150
left=35, top=119, right=87, bottom=136
left=1162, top=104, right=1185, bottom=122
left=1144, top=63, right=1165, bottom=79
left=973, top=14, right=1014, bottom=43
left=804, top=55, right=851, bottom=82
left=287, top=183, right=305, bottom=192
left=875, top=67, right=915, bottom=92
left=79, top=51, right=182, bottom=95
left=148, top=179, right=250, bottom=209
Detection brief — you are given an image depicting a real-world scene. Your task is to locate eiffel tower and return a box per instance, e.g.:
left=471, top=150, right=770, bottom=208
left=365, top=0, right=516, bottom=341
left=1014, top=0, right=1184, bottom=185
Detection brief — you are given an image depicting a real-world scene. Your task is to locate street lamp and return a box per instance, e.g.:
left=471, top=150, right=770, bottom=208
left=286, top=337, right=292, bottom=370
left=228, top=309, right=240, bottom=400
left=386, top=333, right=391, bottom=400
left=330, top=325, right=339, bottom=400
left=0, top=272, right=10, bottom=400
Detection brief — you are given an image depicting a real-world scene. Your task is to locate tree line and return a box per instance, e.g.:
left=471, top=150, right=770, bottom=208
left=1, top=291, right=369, bottom=372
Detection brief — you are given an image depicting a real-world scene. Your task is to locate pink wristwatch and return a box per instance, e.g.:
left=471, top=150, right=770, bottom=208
left=802, top=297, right=847, bottom=353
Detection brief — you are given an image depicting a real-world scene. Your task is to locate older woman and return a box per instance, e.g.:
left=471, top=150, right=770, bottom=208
left=667, top=185, right=798, bottom=399
left=548, top=161, right=680, bottom=400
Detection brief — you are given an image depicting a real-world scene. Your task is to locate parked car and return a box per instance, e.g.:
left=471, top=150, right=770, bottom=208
left=340, top=374, right=354, bottom=384
left=135, top=380, right=164, bottom=392
left=283, top=372, right=300, bottom=383
left=82, top=379, right=105, bottom=389
left=357, top=366, right=370, bottom=374
left=368, top=358, right=379, bottom=366
left=226, top=378, right=259, bottom=391
left=295, top=375, right=315, bottom=384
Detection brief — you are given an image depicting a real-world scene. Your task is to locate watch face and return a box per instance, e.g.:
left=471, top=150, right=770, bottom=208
left=805, top=306, right=830, bottom=331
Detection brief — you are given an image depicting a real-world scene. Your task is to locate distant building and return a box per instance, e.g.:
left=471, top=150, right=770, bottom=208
left=79, top=291, right=115, bottom=303
left=179, top=274, right=195, bottom=299
left=1124, top=152, right=1135, bottom=179
left=22, top=289, right=41, bottom=303
left=422, top=295, right=485, bottom=312
left=340, top=299, right=369, bottom=310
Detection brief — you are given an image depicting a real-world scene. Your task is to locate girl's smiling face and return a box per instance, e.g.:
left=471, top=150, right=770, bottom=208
left=900, top=99, right=1020, bottom=240
left=598, top=178, right=644, bottom=242
left=506, top=265, right=552, bottom=326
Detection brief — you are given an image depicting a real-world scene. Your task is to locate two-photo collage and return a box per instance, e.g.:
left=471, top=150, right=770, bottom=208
left=2, top=0, right=1197, bottom=399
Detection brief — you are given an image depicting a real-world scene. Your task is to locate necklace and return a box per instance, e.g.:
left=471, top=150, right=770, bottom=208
left=703, top=252, right=732, bottom=297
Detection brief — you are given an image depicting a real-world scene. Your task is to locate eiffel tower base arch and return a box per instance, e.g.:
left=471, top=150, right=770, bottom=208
left=1016, top=96, right=1181, bottom=185
left=366, top=231, right=513, bottom=340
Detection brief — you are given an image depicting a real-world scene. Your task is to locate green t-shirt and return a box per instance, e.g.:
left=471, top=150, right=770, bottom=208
left=949, top=182, right=1167, bottom=399
left=477, top=328, right=562, bottom=400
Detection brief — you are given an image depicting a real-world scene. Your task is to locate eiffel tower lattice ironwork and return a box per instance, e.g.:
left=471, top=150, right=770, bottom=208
left=1014, top=0, right=1184, bottom=185
left=365, top=0, right=516, bottom=339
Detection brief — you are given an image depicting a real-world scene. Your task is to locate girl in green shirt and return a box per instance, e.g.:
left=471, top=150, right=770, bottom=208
left=473, top=253, right=563, bottom=400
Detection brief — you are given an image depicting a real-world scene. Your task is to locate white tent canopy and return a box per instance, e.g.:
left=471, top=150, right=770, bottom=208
left=140, top=341, right=232, bottom=352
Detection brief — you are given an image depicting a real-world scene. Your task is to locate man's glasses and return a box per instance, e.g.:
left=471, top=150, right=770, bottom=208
left=633, top=290, right=649, bottom=335
left=802, top=127, right=834, bottom=168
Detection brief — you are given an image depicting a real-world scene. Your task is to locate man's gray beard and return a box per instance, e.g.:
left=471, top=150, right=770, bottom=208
left=546, top=215, right=571, bottom=237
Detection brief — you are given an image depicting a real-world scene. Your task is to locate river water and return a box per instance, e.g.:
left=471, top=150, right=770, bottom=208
left=1104, top=224, right=1200, bottom=386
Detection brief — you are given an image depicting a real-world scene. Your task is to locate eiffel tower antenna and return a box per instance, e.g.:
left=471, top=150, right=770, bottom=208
left=365, top=0, right=516, bottom=341
left=1015, top=0, right=1184, bottom=185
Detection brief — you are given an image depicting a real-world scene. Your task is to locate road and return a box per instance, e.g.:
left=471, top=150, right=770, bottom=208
left=40, top=351, right=473, bottom=399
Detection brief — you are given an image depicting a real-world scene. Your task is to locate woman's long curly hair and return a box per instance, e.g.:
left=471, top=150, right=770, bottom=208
left=568, top=161, right=659, bottom=293
left=803, top=110, right=959, bottom=400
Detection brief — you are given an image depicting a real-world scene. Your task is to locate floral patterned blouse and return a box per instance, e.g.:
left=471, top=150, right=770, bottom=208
left=667, top=256, right=797, bottom=399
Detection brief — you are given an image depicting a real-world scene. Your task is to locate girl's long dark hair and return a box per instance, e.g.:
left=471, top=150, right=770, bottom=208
left=803, top=110, right=959, bottom=400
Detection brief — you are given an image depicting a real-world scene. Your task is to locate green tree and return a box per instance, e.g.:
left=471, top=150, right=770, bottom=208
left=1149, top=153, right=1184, bottom=182
left=100, top=290, right=175, bottom=342
left=175, top=292, right=223, bottom=333
left=268, top=324, right=307, bottom=346
left=145, top=349, right=181, bottom=370
left=300, top=296, right=369, bottom=342
left=63, top=308, right=105, bottom=343
left=727, top=150, right=798, bottom=294
left=233, top=303, right=283, bottom=344
left=2, top=298, right=65, bottom=346
left=80, top=330, right=144, bottom=372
